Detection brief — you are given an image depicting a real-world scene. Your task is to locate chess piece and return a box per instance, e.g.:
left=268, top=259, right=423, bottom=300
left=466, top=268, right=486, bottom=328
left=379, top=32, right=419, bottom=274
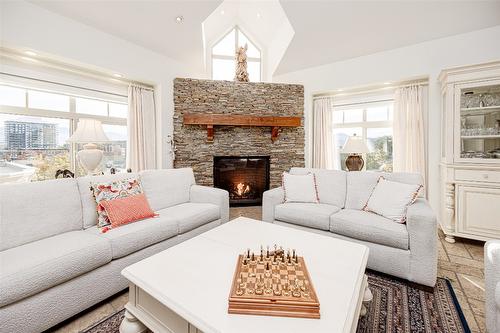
left=265, top=262, right=271, bottom=278
left=266, top=246, right=270, bottom=259
left=236, top=281, right=244, bottom=296
left=251, top=252, right=255, bottom=262
left=246, top=248, right=250, bottom=259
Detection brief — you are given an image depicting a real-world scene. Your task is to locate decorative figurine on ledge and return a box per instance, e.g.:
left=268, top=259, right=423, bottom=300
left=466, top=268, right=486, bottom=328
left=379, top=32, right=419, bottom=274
left=235, top=44, right=249, bottom=82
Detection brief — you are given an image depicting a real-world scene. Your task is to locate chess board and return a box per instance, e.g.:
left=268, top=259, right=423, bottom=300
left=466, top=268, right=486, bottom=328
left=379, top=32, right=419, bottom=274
left=228, top=253, right=320, bottom=319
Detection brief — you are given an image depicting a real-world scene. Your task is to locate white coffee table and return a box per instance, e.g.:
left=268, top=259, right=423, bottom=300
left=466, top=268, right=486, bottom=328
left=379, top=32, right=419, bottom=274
left=120, top=217, right=369, bottom=333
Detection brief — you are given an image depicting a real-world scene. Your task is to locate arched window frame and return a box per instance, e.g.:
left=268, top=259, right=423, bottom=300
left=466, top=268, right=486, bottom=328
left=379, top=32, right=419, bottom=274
left=211, top=26, right=262, bottom=82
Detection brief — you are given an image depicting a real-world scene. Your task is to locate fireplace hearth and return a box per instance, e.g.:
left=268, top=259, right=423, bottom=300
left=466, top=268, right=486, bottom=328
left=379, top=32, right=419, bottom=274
left=213, top=156, right=270, bottom=206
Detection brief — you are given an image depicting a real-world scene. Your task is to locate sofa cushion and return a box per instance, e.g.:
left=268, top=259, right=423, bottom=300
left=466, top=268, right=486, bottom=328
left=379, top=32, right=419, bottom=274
left=345, top=171, right=423, bottom=210
left=77, top=173, right=139, bottom=229
left=156, top=202, right=221, bottom=234
left=290, top=168, right=346, bottom=208
left=139, top=168, right=195, bottom=211
left=0, top=178, right=82, bottom=251
left=0, top=231, right=112, bottom=307
left=275, top=203, right=341, bottom=231
left=329, top=209, right=409, bottom=250
left=85, top=214, right=178, bottom=259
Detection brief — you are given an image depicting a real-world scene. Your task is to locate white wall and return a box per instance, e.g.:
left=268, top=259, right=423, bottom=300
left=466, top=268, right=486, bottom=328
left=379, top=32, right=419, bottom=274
left=273, top=25, right=500, bottom=213
left=0, top=0, right=195, bottom=168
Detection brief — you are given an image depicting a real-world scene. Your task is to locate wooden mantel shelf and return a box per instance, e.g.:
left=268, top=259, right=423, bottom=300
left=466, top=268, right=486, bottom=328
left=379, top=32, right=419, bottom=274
left=183, top=113, right=301, bottom=142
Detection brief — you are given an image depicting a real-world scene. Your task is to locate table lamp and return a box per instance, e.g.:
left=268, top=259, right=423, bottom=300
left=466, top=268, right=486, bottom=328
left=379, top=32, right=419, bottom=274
left=341, top=134, right=370, bottom=171
left=67, top=118, right=109, bottom=176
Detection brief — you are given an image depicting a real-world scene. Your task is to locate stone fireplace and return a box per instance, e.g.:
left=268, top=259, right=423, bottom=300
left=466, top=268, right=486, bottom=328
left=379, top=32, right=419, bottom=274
left=173, top=78, right=304, bottom=196
left=213, top=156, right=270, bottom=206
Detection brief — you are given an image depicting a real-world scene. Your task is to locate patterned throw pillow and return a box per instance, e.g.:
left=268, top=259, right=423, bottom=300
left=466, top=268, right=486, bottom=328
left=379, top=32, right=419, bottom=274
left=91, top=178, right=143, bottom=232
left=363, top=176, right=423, bottom=223
left=100, top=193, right=157, bottom=229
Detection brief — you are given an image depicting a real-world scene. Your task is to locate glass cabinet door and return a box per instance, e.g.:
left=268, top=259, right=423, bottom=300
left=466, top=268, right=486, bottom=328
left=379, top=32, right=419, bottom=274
left=458, top=83, right=500, bottom=162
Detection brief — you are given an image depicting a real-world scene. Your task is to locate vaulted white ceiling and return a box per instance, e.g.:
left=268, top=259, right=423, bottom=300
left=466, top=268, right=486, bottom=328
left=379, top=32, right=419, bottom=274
left=28, top=0, right=223, bottom=74
left=28, top=0, right=500, bottom=77
left=276, top=1, right=500, bottom=74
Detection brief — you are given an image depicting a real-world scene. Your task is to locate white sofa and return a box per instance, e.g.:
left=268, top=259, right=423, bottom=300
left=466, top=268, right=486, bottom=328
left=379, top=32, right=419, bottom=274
left=263, top=167, right=437, bottom=287
left=486, top=240, right=500, bottom=333
left=0, top=168, right=229, bottom=333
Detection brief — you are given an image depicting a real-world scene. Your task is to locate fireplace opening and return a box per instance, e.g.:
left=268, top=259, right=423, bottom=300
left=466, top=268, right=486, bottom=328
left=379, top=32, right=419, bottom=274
left=213, top=156, right=270, bottom=206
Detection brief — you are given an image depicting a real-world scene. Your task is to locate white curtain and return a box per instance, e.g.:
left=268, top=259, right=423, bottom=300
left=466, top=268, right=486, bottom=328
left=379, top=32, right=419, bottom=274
left=312, top=98, right=334, bottom=169
left=393, top=85, right=426, bottom=188
left=127, top=85, right=157, bottom=172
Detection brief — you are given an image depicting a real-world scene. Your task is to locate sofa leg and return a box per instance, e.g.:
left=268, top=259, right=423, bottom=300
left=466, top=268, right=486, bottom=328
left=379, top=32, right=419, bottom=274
left=444, top=235, right=456, bottom=243
left=119, top=310, right=148, bottom=333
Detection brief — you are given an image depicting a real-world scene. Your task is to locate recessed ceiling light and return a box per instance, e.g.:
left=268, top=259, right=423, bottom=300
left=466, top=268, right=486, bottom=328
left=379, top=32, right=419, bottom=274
left=383, top=82, right=391, bottom=85
left=175, top=15, right=183, bottom=23
left=24, top=50, right=37, bottom=57
left=337, top=89, right=344, bottom=92
left=21, top=56, right=38, bottom=62
left=113, top=73, right=123, bottom=78
left=256, top=13, right=261, bottom=19
left=220, top=10, right=225, bottom=15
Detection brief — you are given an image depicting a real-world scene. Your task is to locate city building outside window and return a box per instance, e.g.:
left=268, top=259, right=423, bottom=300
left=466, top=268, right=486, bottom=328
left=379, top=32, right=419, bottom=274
left=332, top=100, right=394, bottom=171
left=0, top=84, right=127, bottom=182
left=211, top=27, right=262, bottom=82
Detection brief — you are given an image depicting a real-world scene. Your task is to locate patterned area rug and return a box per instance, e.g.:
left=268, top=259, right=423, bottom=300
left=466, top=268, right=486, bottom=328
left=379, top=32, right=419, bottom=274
left=82, top=272, right=469, bottom=333
left=357, top=271, right=470, bottom=333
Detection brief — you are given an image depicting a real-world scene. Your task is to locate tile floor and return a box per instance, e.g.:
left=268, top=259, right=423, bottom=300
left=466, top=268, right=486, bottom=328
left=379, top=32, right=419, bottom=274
left=49, top=206, right=486, bottom=333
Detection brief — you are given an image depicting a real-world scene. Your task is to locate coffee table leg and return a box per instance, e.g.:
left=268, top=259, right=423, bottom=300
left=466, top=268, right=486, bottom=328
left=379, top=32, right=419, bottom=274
left=360, top=281, right=373, bottom=317
left=119, top=309, right=148, bottom=333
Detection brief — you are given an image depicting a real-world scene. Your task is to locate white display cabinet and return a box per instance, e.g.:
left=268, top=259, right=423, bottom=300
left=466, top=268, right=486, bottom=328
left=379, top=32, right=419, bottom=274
left=439, top=61, right=500, bottom=243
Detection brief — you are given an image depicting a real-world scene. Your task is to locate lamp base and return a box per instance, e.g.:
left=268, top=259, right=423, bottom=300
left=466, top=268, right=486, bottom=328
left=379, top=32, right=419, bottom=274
left=345, top=154, right=364, bottom=171
left=77, top=143, right=103, bottom=176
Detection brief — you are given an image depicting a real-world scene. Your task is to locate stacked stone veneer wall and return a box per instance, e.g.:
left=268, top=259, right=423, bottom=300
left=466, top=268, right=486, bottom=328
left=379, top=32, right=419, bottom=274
left=173, top=78, right=305, bottom=188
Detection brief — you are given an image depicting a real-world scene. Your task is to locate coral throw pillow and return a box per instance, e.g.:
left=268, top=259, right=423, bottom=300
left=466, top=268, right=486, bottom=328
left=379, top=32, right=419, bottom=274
left=282, top=172, right=319, bottom=203
left=100, top=193, right=157, bottom=229
left=363, top=177, right=423, bottom=223
left=91, top=178, right=143, bottom=231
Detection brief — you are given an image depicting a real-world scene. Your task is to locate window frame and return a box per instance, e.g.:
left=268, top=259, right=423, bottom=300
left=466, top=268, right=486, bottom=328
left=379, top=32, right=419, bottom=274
left=211, top=26, right=262, bottom=81
left=0, top=84, right=127, bottom=174
left=332, top=99, right=394, bottom=171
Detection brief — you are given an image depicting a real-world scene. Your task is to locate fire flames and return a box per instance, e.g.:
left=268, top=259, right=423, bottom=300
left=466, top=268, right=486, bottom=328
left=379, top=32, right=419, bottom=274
left=236, top=183, right=251, bottom=196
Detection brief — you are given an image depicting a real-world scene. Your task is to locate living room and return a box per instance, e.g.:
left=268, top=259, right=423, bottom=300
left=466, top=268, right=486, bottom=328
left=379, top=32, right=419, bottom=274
left=1, top=1, right=500, bottom=333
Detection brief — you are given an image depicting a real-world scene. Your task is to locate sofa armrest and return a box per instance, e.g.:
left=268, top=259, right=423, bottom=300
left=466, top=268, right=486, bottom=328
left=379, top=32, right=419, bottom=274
left=190, top=185, right=229, bottom=223
left=485, top=240, right=500, bottom=332
left=406, top=198, right=437, bottom=287
left=262, top=187, right=284, bottom=222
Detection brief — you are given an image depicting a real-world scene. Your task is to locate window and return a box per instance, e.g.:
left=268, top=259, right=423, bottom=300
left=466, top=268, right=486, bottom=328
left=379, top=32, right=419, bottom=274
left=0, top=84, right=127, bottom=182
left=211, top=27, right=261, bottom=82
left=332, top=100, right=393, bottom=171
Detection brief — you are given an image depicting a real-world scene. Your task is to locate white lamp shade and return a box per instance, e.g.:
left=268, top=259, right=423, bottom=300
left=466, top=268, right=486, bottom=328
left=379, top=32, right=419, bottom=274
left=342, top=134, right=370, bottom=154
left=67, top=118, right=109, bottom=143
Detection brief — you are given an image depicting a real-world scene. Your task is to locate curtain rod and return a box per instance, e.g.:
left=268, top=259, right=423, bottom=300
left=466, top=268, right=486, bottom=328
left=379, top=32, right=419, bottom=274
left=1, top=72, right=128, bottom=98
left=332, top=98, right=394, bottom=108
left=313, top=80, right=428, bottom=99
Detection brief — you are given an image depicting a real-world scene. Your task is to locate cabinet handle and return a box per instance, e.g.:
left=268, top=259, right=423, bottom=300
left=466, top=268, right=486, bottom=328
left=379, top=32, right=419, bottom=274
left=482, top=174, right=489, bottom=179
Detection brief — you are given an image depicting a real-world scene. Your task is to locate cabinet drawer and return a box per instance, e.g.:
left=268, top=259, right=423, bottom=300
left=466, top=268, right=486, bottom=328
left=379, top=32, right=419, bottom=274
left=455, top=169, right=500, bottom=183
